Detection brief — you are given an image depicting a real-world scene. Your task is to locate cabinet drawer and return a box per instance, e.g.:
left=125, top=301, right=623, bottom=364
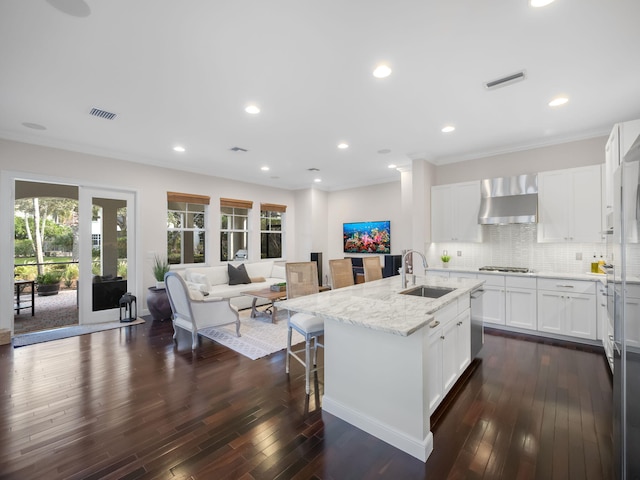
left=449, top=272, right=477, bottom=280
left=538, top=278, right=596, bottom=295
left=477, top=273, right=505, bottom=287
left=506, top=275, right=536, bottom=289
left=626, top=283, right=640, bottom=299
left=429, top=300, right=458, bottom=334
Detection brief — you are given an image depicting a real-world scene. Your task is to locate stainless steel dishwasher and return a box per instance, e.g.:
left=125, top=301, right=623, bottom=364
left=470, top=287, right=485, bottom=358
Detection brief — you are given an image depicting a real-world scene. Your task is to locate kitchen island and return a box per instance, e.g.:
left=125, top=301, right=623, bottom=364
left=276, top=274, right=483, bottom=462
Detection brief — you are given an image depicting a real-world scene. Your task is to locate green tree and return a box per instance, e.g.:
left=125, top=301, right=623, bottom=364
left=15, top=197, right=77, bottom=275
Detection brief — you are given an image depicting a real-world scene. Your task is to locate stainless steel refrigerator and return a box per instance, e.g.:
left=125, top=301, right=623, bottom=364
left=611, top=134, right=640, bottom=479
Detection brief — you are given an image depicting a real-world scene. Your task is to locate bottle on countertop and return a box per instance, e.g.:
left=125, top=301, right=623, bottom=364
left=591, top=254, right=599, bottom=274
left=598, top=255, right=605, bottom=274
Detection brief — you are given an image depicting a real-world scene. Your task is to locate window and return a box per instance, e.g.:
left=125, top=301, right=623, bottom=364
left=220, top=198, right=252, bottom=261
left=260, top=203, right=286, bottom=259
left=167, top=192, right=209, bottom=265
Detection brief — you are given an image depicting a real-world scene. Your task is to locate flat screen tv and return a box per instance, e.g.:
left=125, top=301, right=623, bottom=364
left=343, top=220, right=391, bottom=254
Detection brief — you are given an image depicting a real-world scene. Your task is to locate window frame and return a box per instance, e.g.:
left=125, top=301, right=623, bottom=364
left=220, top=205, right=250, bottom=262
left=260, top=208, right=284, bottom=260
left=167, top=194, right=209, bottom=266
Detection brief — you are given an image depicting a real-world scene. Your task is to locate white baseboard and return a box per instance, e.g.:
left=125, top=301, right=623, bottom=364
left=322, top=395, right=433, bottom=462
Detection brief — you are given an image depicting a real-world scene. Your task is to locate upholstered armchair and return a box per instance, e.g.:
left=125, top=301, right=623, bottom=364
left=165, top=272, right=241, bottom=350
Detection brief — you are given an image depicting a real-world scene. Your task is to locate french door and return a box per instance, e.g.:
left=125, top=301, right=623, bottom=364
left=79, top=187, right=136, bottom=324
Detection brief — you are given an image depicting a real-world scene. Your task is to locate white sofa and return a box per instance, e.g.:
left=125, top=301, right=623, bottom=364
left=174, top=260, right=286, bottom=310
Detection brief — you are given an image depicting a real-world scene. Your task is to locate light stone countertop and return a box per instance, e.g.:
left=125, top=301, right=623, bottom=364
left=429, top=267, right=606, bottom=283
left=275, top=275, right=483, bottom=337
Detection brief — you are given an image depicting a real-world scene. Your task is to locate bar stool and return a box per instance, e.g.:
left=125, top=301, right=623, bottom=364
left=329, top=258, right=354, bottom=289
left=285, top=262, right=323, bottom=395
left=363, top=257, right=383, bottom=282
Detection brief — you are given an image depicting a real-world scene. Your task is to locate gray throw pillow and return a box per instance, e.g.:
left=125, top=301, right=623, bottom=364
left=228, top=263, right=252, bottom=285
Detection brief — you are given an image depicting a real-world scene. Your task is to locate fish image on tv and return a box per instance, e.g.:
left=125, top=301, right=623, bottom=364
left=343, top=221, right=391, bottom=254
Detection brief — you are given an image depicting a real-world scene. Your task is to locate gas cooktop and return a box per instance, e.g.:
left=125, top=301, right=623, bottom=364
left=478, top=266, right=532, bottom=273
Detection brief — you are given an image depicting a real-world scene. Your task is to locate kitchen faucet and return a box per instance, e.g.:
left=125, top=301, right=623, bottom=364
left=400, top=250, right=428, bottom=289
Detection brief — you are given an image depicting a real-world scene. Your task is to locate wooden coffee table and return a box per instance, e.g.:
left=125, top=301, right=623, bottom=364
left=240, top=287, right=286, bottom=323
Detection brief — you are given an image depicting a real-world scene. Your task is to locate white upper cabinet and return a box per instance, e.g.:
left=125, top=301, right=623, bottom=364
left=431, top=181, right=482, bottom=243
left=604, top=120, right=640, bottom=228
left=537, top=165, right=603, bottom=243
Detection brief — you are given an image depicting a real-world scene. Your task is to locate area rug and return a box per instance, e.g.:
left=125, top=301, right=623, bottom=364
left=199, top=316, right=304, bottom=360
left=12, top=318, right=146, bottom=348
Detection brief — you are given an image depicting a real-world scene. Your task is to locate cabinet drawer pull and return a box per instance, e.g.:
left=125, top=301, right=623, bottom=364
left=429, top=320, right=440, bottom=329
left=440, top=335, right=445, bottom=340
left=556, top=284, right=575, bottom=288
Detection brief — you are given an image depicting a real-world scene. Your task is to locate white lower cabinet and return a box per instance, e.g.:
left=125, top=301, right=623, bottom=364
left=427, top=300, right=471, bottom=414
left=505, top=276, right=537, bottom=331
left=478, top=274, right=505, bottom=325
left=625, top=284, right=640, bottom=349
left=537, top=278, right=597, bottom=340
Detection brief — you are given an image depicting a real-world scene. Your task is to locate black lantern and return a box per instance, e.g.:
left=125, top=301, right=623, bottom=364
left=119, top=292, right=137, bottom=323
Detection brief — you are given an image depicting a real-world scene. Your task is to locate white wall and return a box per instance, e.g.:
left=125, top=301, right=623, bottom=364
left=326, top=181, right=403, bottom=273
left=434, top=136, right=607, bottom=185
left=0, top=139, right=297, bottom=325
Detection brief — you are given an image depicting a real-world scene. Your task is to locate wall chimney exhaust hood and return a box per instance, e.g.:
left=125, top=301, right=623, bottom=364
left=478, top=174, right=538, bottom=224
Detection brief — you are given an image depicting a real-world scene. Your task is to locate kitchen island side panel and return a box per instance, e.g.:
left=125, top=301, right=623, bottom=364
left=322, top=318, right=433, bottom=462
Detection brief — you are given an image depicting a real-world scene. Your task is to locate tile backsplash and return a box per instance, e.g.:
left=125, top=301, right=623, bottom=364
left=427, top=224, right=608, bottom=274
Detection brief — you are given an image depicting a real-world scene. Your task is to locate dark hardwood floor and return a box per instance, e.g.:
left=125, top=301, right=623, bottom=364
left=0, top=319, right=613, bottom=479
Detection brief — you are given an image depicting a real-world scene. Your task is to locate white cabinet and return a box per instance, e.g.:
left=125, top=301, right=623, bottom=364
left=625, top=284, right=640, bottom=350
left=505, top=276, right=537, bottom=331
left=455, top=309, right=471, bottom=374
left=537, top=278, right=597, bottom=340
left=537, top=165, right=603, bottom=243
left=606, top=119, right=640, bottom=234
left=427, top=299, right=471, bottom=414
left=431, top=181, right=482, bottom=243
left=477, top=273, right=505, bottom=325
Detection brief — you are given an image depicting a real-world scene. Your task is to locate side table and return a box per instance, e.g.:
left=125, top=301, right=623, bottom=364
left=147, top=286, right=172, bottom=321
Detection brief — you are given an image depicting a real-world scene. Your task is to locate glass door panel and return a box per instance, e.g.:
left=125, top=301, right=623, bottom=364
left=79, top=188, right=136, bottom=324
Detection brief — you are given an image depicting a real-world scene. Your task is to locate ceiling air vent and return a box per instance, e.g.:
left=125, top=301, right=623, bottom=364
left=484, top=71, right=526, bottom=90
left=89, top=107, right=117, bottom=120
left=230, top=146, right=248, bottom=152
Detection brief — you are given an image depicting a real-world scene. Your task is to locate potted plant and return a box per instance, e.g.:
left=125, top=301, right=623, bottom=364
left=36, top=271, right=62, bottom=296
left=152, top=255, right=170, bottom=289
left=270, top=282, right=286, bottom=292
left=441, top=250, right=451, bottom=268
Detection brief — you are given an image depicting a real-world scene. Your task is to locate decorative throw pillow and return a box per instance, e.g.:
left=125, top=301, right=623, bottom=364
left=250, top=276, right=266, bottom=283
left=189, top=272, right=212, bottom=291
left=228, top=263, right=252, bottom=285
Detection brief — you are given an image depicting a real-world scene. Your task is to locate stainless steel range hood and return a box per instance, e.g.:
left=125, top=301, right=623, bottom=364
left=478, top=173, right=538, bottom=224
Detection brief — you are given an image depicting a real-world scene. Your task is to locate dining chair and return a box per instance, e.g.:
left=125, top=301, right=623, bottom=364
left=363, top=256, right=383, bottom=282
left=329, top=258, right=354, bottom=289
left=285, top=262, right=323, bottom=395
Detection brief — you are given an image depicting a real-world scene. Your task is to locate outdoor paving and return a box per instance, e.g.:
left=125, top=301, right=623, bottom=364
left=13, top=289, right=78, bottom=334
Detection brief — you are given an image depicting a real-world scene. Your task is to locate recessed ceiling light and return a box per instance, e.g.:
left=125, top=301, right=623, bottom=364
left=22, top=122, right=47, bottom=130
left=314, top=178, right=322, bottom=183
left=529, top=0, right=555, bottom=7
left=548, top=97, right=569, bottom=107
left=261, top=166, right=270, bottom=171
left=338, top=142, right=349, bottom=149
left=388, top=164, right=397, bottom=169
left=173, top=146, right=186, bottom=153
left=245, top=105, right=260, bottom=114
left=441, top=125, right=456, bottom=133
left=373, top=64, right=392, bottom=79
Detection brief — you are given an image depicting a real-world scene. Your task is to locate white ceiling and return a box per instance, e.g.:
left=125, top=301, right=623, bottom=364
left=1, top=0, right=640, bottom=191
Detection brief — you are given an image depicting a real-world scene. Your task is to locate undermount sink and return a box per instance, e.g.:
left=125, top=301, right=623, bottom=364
left=400, top=285, right=456, bottom=298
